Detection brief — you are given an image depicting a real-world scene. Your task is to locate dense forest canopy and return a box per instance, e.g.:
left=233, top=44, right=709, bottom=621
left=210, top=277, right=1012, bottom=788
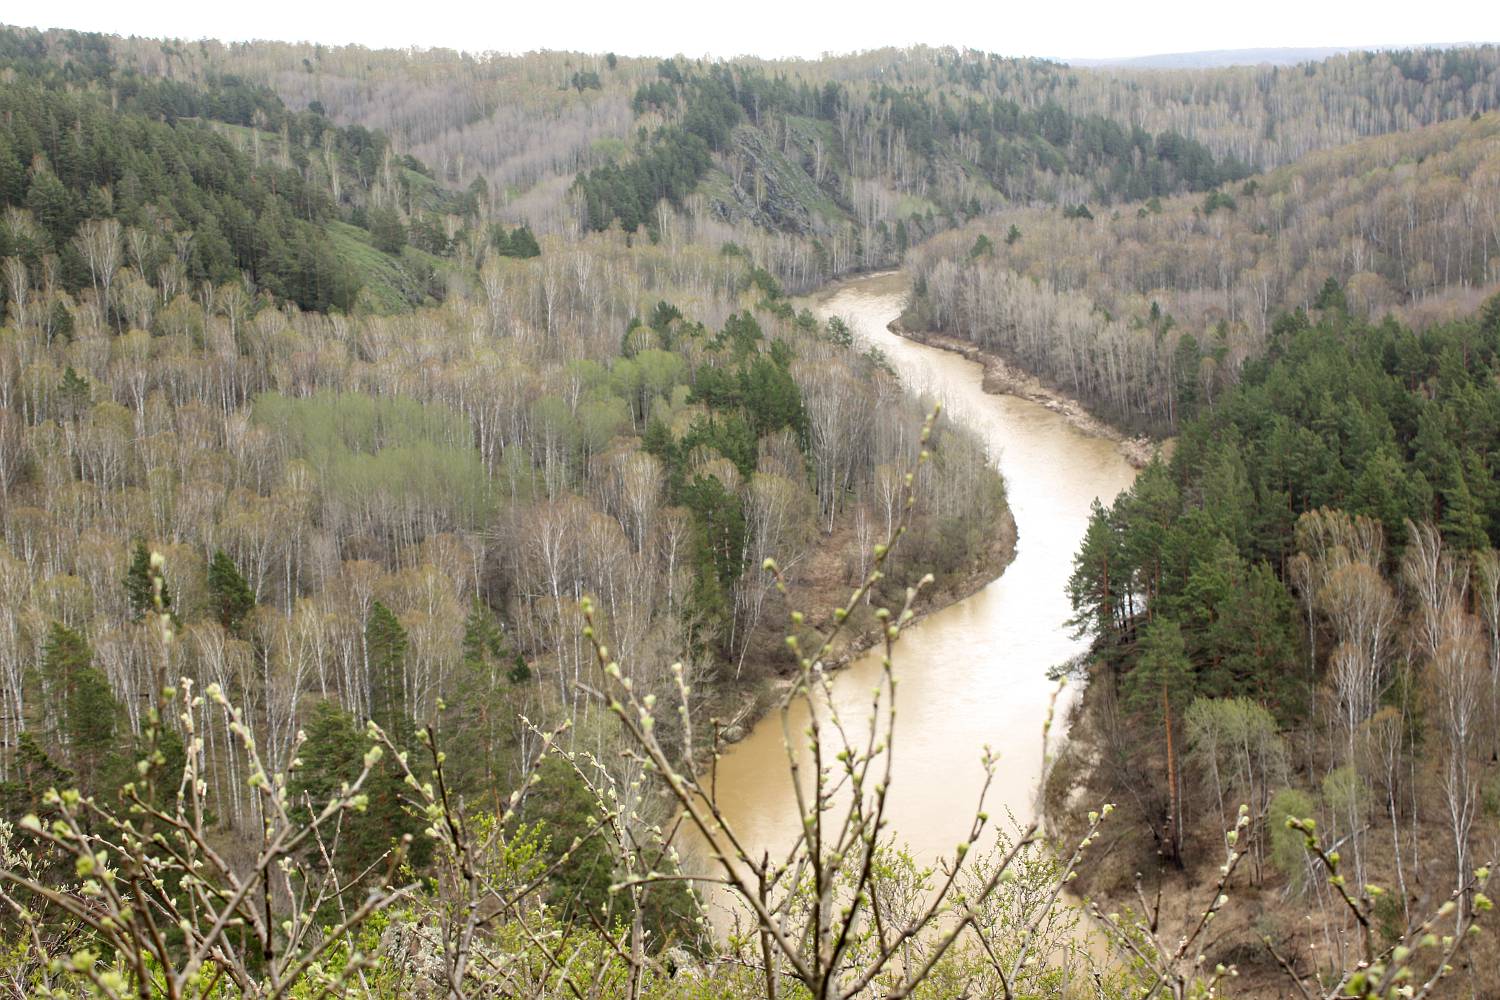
left=1055, top=291, right=1500, bottom=987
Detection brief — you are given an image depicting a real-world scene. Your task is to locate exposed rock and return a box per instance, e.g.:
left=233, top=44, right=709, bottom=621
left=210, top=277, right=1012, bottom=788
left=378, top=917, right=447, bottom=995
left=708, top=124, right=846, bottom=236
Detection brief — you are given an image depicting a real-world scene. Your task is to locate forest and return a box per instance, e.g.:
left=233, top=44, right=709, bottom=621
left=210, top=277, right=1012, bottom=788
left=900, top=113, right=1500, bottom=433
left=0, top=19, right=1016, bottom=976
left=2, top=18, right=1500, bottom=1000
left=1058, top=289, right=1500, bottom=992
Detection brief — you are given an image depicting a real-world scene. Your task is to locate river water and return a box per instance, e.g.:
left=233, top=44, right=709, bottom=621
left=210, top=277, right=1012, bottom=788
left=686, top=271, right=1138, bottom=919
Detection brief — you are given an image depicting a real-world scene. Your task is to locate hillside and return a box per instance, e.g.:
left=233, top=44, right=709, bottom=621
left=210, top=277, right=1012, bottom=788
left=0, top=23, right=1017, bottom=976
left=1069, top=46, right=1358, bottom=68
left=0, top=29, right=489, bottom=315
left=1054, top=292, right=1500, bottom=993
left=901, top=113, right=1500, bottom=433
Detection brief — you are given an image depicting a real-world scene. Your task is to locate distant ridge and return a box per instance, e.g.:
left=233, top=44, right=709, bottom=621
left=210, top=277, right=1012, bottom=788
left=1068, top=43, right=1475, bottom=69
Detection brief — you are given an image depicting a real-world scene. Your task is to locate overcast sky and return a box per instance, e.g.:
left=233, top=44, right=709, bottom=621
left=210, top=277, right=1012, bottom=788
left=12, top=0, right=1499, bottom=61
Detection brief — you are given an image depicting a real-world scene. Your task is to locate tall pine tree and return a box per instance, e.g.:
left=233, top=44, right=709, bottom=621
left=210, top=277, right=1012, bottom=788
left=365, top=602, right=410, bottom=739
left=40, top=623, right=121, bottom=796
left=206, top=550, right=256, bottom=637
left=123, top=540, right=171, bottom=622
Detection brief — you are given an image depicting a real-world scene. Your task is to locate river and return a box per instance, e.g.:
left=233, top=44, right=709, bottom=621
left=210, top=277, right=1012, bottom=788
left=686, top=271, right=1138, bottom=922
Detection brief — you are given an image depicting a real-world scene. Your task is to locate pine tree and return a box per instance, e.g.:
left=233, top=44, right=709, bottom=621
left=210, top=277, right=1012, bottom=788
left=366, top=602, right=410, bottom=738
left=524, top=755, right=704, bottom=951
left=1123, top=618, right=1196, bottom=865
left=507, top=654, right=532, bottom=685
left=41, top=623, right=121, bottom=794
left=58, top=366, right=91, bottom=420
left=681, top=474, right=747, bottom=642
left=206, top=550, right=256, bottom=636
left=507, top=225, right=540, bottom=258
left=290, top=701, right=424, bottom=881
left=1314, top=276, right=1349, bottom=313
left=441, top=600, right=536, bottom=797
left=1067, top=498, right=1122, bottom=639
left=123, top=539, right=163, bottom=621
left=0, top=732, right=73, bottom=821
left=369, top=206, right=406, bottom=254
left=461, top=600, right=505, bottom=666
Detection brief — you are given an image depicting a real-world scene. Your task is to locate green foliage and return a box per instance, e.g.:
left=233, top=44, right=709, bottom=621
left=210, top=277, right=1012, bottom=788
left=1067, top=498, right=1123, bottom=640
left=1072, top=302, right=1500, bottom=748
left=525, top=756, right=613, bottom=922
left=368, top=205, right=407, bottom=254
left=289, top=701, right=425, bottom=881
left=252, top=391, right=492, bottom=537
left=491, top=223, right=540, bottom=259
left=38, top=623, right=121, bottom=795
left=682, top=474, right=746, bottom=644
left=123, top=539, right=169, bottom=622
left=57, top=366, right=90, bottom=417
left=1202, top=189, right=1237, bottom=214
left=0, top=41, right=467, bottom=313
left=1174, top=539, right=1302, bottom=715
left=366, top=602, right=410, bottom=738
left=1122, top=617, right=1195, bottom=727
left=1314, top=276, right=1349, bottom=313
left=253, top=391, right=470, bottom=457
left=570, top=61, right=1197, bottom=237
left=524, top=756, right=704, bottom=953
left=826, top=315, right=853, bottom=348
left=1321, top=765, right=1367, bottom=817
left=575, top=123, right=716, bottom=234
left=441, top=601, right=531, bottom=796
left=0, top=732, right=73, bottom=821
left=739, top=353, right=806, bottom=440
left=325, top=220, right=446, bottom=313
left=1268, top=787, right=1317, bottom=888
left=206, top=550, right=256, bottom=637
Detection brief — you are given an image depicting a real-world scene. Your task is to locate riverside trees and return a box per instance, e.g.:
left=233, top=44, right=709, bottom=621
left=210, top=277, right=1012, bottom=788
left=1064, top=294, right=1500, bottom=980
left=903, top=114, right=1500, bottom=433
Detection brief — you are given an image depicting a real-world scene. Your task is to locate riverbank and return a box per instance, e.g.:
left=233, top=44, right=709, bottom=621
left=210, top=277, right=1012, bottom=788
left=690, top=268, right=1137, bottom=854
left=886, top=319, right=1162, bottom=469
left=708, top=472, right=1018, bottom=745
left=696, top=277, right=1025, bottom=746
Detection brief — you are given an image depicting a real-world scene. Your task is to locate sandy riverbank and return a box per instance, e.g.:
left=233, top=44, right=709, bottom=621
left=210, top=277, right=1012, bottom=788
left=886, top=319, right=1166, bottom=469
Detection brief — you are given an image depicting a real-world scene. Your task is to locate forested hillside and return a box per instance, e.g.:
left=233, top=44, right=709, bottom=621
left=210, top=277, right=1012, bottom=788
left=24, top=29, right=1497, bottom=296
left=0, top=29, right=502, bottom=314
left=1057, top=290, right=1500, bottom=991
left=0, top=19, right=1011, bottom=944
left=902, top=113, right=1500, bottom=432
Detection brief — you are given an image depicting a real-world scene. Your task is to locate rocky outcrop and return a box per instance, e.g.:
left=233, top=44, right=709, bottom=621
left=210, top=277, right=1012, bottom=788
left=708, top=124, right=847, bottom=235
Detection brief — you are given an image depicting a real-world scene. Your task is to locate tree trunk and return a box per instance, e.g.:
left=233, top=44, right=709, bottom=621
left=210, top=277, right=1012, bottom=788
left=1164, top=683, right=1182, bottom=866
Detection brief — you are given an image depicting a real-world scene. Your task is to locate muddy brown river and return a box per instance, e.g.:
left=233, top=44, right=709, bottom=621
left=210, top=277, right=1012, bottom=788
left=686, top=271, right=1138, bottom=920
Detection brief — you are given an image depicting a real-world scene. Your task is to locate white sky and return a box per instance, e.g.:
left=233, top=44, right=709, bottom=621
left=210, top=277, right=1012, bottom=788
left=11, top=0, right=1499, bottom=62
